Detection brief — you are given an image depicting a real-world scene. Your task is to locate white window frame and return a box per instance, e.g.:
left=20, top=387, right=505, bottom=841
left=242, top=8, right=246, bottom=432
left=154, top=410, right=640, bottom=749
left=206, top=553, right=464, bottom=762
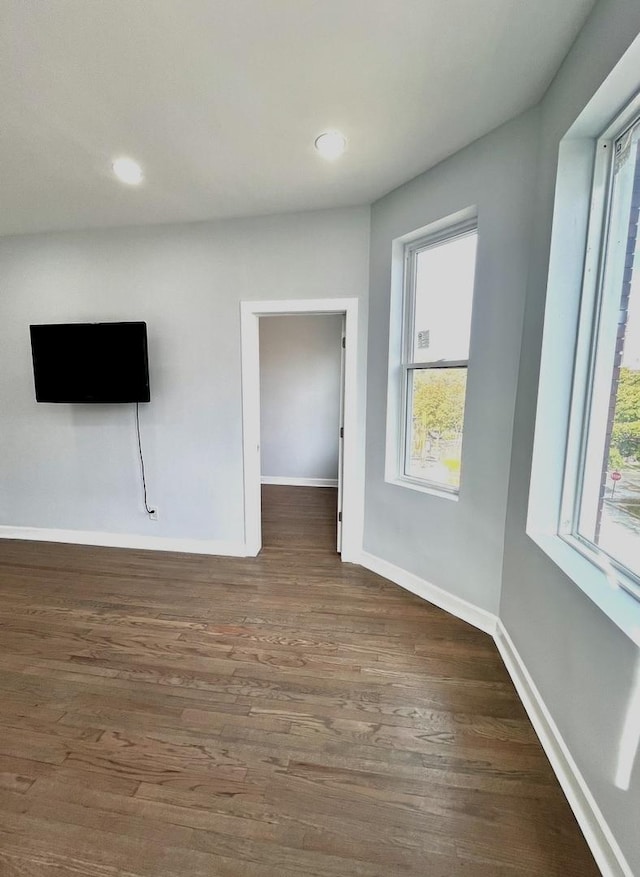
left=527, top=45, right=640, bottom=645
left=559, top=105, right=640, bottom=605
left=386, top=211, right=477, bottom=499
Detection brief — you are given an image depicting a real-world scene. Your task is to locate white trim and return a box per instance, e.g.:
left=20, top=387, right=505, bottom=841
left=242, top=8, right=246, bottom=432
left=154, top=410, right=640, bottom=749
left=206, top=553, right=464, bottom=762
left=240, top=301, right=262, bottom=557
left=387, top=473, right=459, bottom=501
left=240, top=298, right=360, bottom=562
left=0, top=525, right=249, bottom=557
left=357, top=546, right=633, bottom=874
left=385, top=206, right=478, bottom=497
left=527, top=38, right=640, bottom=646
left=337, top=314, right=346, bottom=553
left=358, top=550, right=497, bottom=635
left=495, top=622, right=634, bottom=877
left=529, top=534, right=640, bottom=647
left=261, top=476, right=338, bottom=488
left=525, top=123, right=640, bottom=639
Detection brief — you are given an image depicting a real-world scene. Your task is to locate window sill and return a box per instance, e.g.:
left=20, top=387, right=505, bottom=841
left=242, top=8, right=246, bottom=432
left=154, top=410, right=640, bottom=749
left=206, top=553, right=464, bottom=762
left=385, top=474, right=459, bottom=502
left=528, top=530, right=640, bottom=646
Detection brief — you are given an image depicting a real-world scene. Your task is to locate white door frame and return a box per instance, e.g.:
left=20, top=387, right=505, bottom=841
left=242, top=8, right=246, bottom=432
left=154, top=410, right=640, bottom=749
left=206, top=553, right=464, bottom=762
left=240, top=298, right=359, bottom=560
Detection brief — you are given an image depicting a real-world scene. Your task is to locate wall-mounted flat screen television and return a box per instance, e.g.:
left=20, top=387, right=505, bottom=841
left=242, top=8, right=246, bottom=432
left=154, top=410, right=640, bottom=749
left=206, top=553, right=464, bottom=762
left=30, top=322, right=150, bottom=403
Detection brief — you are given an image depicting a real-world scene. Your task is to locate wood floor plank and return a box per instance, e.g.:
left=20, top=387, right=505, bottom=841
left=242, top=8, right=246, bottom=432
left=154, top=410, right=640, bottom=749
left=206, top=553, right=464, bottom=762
left=0, top=485, right=599, bottom=876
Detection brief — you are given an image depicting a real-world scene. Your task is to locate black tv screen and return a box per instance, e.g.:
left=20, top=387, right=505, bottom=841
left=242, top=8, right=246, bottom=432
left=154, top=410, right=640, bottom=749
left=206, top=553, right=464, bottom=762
left=30, top=322, right=150, bottom=403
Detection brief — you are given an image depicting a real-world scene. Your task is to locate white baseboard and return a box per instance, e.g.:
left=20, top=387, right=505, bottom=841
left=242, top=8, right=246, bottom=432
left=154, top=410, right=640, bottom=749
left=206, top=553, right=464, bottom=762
left=0, top=525, right=250, bottom=557
left=261, top=476, right=338, bottom=488
left=495, top=622, right=633, bottom=877
left=358, top=551, right=631, bottom=874
left=358, top=550, right=498, bottom=635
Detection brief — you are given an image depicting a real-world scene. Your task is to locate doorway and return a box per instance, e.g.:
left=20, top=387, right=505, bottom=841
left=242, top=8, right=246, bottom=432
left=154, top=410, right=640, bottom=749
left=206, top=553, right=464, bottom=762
left=259, top=313, right=344, bottom=551
left=240, top=298, right=359, bottom=560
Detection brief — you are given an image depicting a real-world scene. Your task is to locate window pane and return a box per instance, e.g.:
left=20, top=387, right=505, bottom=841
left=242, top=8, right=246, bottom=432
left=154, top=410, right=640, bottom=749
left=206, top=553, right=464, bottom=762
left=577, top=119, right=640, bottom=580
left=412, top=232, right=477, bottom=363
left=405, top=367, right=467, bottom=490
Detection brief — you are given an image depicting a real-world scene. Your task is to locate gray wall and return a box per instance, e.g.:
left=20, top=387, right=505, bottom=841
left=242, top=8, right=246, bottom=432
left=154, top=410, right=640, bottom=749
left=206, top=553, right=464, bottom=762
left=259, top=314, right=342, bottom=481
left=0, top=207, right=369, bottom=545
left=364, top=109, right=539, bottom=615
left=363, top=0, right=640, bottom=868
left=501, top=0, right=640, bottom=867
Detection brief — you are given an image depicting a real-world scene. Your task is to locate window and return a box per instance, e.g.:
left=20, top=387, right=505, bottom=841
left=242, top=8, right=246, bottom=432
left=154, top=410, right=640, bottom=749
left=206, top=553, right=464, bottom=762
left=400, top=221, right=478, bottom=493
left=528, top=55, right=640, bottom=640
left=562, top=112, right=640, bottom=600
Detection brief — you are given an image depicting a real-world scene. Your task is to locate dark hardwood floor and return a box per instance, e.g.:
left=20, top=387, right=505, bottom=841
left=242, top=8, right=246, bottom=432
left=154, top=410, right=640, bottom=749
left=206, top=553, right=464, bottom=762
left=0, top=485, right=598, bottom=875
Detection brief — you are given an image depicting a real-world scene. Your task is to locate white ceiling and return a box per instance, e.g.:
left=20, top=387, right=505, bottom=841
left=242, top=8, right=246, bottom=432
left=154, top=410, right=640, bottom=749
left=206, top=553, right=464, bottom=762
left=1, top=0, right=596, bottom=237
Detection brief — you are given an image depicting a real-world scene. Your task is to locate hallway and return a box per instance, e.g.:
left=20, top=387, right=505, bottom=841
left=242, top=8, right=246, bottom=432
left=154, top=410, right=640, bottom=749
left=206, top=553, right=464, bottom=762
left=261, top=484, right=338, bottom=552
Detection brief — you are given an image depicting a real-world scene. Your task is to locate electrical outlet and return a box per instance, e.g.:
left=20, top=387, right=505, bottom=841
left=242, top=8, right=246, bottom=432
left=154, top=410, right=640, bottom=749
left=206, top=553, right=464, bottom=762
left=148, top=508, right=159, bottom=521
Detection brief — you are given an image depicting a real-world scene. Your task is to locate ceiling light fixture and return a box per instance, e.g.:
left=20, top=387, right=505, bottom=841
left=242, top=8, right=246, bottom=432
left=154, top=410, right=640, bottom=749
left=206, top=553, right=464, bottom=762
left=314, top=130, right=347, bottom=160
left=112, top=156, right=144, bottom=185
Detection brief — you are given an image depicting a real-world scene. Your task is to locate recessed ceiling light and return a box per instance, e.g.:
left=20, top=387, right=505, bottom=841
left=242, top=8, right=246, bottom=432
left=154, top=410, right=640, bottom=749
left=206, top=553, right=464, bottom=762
left=112, top=156, right=144, bottom=185
left=314, top=131, right=347, bottom=160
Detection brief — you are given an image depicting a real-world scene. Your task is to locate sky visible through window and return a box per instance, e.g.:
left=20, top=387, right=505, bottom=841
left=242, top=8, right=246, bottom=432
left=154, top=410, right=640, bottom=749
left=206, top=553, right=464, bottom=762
left=412, top=234, right=476, bottom=363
